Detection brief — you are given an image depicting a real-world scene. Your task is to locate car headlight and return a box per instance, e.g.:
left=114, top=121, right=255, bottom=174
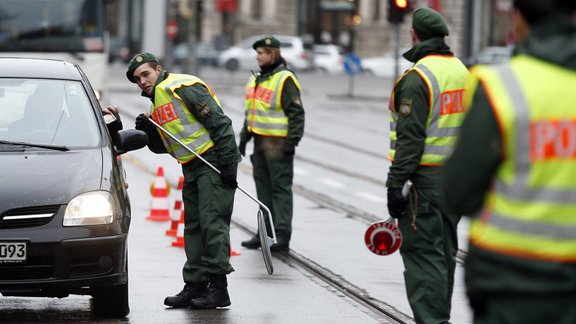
left=63, top=191, right=115, bottom=226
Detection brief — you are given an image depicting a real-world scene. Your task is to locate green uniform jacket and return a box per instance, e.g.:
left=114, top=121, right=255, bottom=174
left=442, top=17, right=576, bottom=296
left=239, top=65, right=305, bottom=147
left=386, top=38, right=454, bottom=189
left=143, top=71, right=241, bottom=167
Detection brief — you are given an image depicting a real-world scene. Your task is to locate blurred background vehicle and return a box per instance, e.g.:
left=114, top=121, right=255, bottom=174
left=109, top=36, right=131, bottom=63
left=173, top=42, right=221, bottom=68
left=0, top=0, right=109, bottom=102
left=219, top=35, right=312, bottom=72
left=313, top=44, right=344, bottom=75
left=361, top=49, right=413, bottom=78
left=467, top=46, right=513, bottom=66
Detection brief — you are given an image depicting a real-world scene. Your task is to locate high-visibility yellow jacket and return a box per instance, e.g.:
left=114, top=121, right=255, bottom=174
left=469, top=55, right=576, bottom=262
left=244, top=70, right=301, bottom=137
left=389, top=55, right=468, bottom=165
left=152, top=73, right=220, bottom=163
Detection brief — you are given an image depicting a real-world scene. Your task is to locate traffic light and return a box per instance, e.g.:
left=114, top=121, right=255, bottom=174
left=388, top=0, right=410, bottom=24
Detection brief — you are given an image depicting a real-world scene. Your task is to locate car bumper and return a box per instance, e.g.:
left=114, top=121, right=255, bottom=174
left=0, top=233, right=128, bottom=297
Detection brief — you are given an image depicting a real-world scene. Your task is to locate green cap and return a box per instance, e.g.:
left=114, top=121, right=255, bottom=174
left=412, top=7, right=449, bottom=40
left=252, top=35, right=281, bottom=50
left=126, top=52, right=160, bottom=83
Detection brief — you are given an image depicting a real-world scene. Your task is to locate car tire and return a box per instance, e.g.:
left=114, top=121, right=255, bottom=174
left=92, top=281, right=130, bottom=318
left=225, top=59, right=239, bottom=71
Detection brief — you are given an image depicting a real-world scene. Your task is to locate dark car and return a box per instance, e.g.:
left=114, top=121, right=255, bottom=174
left=0, top=58, right=147, bottom=318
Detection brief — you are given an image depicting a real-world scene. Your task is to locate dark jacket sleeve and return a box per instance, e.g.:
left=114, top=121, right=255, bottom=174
left=239, top=114, right=252, bottom=144
left=386, top=71, right=429, bottom=188
left=147, top=129, right=169, bottom=154
left=281, top=76, right=305, bottom=146
left=175, top=83, right=241, bottom=166
left=441, top=82, right=502, bottom=215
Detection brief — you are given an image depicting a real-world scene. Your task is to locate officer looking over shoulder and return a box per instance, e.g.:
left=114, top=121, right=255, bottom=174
left=239, top=35, right=305, bottom=253
left=385, top=7, right=468, bottom=324
left=126, top=53, right=241, bottom=310
left=442, top=0, right=576, bottom=323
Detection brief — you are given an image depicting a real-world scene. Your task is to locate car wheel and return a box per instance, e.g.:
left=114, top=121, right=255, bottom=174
left=92, top=281, right=129, bottom=318
left=225, top=59, right=239, bottom=71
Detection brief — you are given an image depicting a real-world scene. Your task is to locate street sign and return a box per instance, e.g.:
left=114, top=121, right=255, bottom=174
left=343, top=53, right=363, bottom=76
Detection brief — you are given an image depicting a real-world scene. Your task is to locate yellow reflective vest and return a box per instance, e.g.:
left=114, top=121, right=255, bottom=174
left=389, top=55, right=468, bottom=165
left=244, top=70, right=301, bottom=137
left=152, top=73, right=219, bottom=163
left=469, top=55, right=576, bottom=262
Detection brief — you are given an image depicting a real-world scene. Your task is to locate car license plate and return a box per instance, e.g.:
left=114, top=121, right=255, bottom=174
left=0, top=242, right=26, bottom=263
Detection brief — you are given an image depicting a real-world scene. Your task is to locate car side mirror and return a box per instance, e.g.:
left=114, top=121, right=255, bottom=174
left=114, top=129, right=148, bottom=154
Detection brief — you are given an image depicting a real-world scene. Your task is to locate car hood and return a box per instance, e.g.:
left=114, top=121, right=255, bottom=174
left=0, top=149, right=103, bottom=211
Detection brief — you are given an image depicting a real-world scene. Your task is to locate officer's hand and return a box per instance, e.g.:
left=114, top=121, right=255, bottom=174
left=219, top=164, right=238, bottom=188
left=283, top=143, right=296, bottom=157
left=387, top=187, right=408, bottom=219
left=238, top=141, right=247, bottom=157
left=135, top=113, right=154, bottom=133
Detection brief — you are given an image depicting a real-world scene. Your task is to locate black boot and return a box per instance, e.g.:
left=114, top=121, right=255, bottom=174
left=164, top=282, right=208, bottom=308
left=189, top=275, right=231, bottom=309
left=241, top=235, right=261, bottom=249
left=270, top=235, right=289, bottom=252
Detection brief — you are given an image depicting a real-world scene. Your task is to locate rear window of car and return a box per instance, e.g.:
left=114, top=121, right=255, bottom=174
left=0, top=79, right=101, bottom=148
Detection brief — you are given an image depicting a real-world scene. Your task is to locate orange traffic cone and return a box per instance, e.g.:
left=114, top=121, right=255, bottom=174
left=166, top=176, right=184, bottom=236
left=146, top=166, right=171, bottom=222
left=171, top=220, right=185, bottom=248
left=230, top=243, right=240, bottom=256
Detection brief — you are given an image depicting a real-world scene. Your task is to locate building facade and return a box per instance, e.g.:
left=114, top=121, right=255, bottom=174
left=108, top=0, right=514, bottom=65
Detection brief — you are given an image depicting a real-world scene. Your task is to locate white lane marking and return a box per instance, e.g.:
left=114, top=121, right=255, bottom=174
left=319, top=178, right=345, bottom=188
left=294, top=167, right=309, bottom=175
left=354, top=191, right=386, bottom=204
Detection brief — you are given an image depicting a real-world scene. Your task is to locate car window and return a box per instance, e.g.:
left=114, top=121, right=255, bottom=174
left=0, top=79, right=100, bottom=148
left=280, top=42, right=293, bottom=49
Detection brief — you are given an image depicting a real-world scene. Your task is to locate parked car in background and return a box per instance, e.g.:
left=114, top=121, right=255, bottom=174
left=108, top=37, right=131, bottom=63
left=313, top=44, right=344, bottom=75
left=173, top=42, right=221, bottom=68
left=361, top=49, right=413, bottom=78
left=219, top=35, right=312, bottom=72
left=468, top=46, right=513, bottom=66
left=0, top=58, right=147, bottom=319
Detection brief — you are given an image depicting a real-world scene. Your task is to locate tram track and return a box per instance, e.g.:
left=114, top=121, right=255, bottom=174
left=231, top=217, right=415, bottom=324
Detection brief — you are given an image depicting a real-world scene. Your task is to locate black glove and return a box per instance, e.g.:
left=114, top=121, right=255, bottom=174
left=283, top=142, right=296, bottom=157
left=219, top=164, right=238, bottom=188
left=387, top=187, right=408, bottom=218
left=238, top=141, right=247, bottom=157
left=135, top=113, right=154, bottom=133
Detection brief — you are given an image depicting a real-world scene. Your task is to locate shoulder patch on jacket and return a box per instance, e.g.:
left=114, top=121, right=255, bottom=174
left=197, top=102, right=212, bottom=117
left=398, top=99, right=413, bottom=116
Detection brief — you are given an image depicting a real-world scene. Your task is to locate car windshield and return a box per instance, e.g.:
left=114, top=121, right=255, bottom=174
left=0, top=79, right=100, bottom=148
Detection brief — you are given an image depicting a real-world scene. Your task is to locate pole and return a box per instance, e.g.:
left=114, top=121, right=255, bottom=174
left=186, top=0, right=198, bottom=75
left=393, top=23, right=401, bottom=82
left=348, top=74, right=355, bottom=97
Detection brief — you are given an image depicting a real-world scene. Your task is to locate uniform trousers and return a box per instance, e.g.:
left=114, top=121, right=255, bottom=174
left=250, top=141, right=294, bottom=241
left=397, top=186, right=460, bottom=324
left=181, top=161, right=235, bottom=283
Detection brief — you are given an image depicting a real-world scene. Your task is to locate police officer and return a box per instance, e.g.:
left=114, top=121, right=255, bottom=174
left=239, top=35, right=305, bottom=252
left=126, top=53, right=241, bottom=309
left=386, top=8, right=468, bottom=323
left=442, top=0, right=576, bottom=322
